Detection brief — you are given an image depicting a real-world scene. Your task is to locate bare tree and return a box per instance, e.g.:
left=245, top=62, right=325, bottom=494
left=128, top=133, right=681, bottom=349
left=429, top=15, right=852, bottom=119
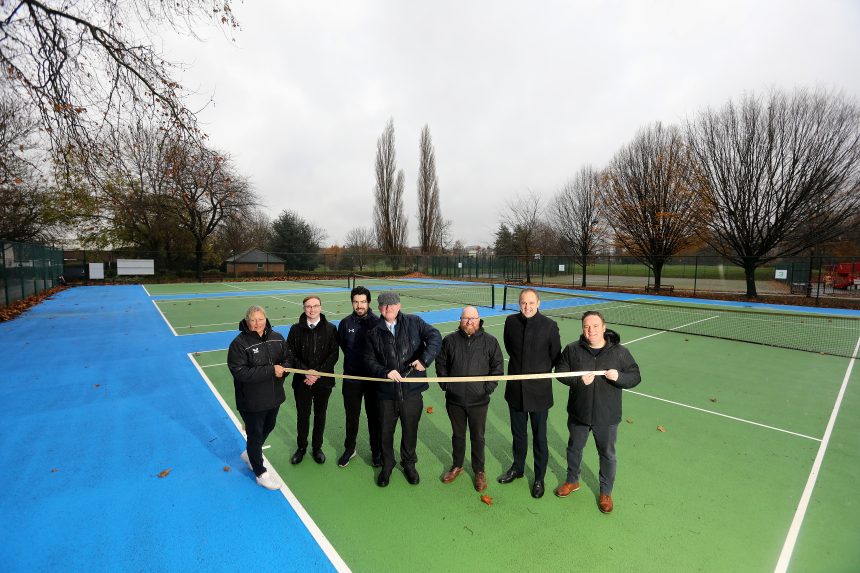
left=601, top=122, right=703, bottom=289
left=687, top=89, right=860, bottom=296
left=501, top=191, right=546, bottom=283
left=1, top=0, right=238, bottom=169
left=214, top=207, right=272, bottom=261
left=550, top=166, right=607, bottom=287
left=373, top=118, right=407, bottom=267
left=344, top=226, right=375, bottom=272
left=417, top=125, right=444, bottom=255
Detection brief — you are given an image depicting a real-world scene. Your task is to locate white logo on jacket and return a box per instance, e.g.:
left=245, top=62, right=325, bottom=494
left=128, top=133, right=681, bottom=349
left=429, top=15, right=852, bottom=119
left=252, top=348, right=259, bottom=354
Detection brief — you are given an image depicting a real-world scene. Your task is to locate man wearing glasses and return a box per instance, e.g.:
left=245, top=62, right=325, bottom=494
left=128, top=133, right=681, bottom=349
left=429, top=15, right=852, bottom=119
left=435, top=306, right=503, bottom=492
left=287, top=295, right=339, bottom=465
left=364, top=291, right=442, bottom=487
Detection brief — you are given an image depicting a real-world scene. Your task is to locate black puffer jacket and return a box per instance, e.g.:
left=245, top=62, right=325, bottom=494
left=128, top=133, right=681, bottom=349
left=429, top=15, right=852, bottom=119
left=286, top=313, right=339, bottom=390
left=227, top=318, right=292, bottom=412
left=436, top=323, right=503, bottom=407
left=364, top=312, right=442, bottom=400
left=555, top=329, right=641, bottom=425
left=337, top=310, right=380, bottom=380
left=503, top=311, right=561, bottom=411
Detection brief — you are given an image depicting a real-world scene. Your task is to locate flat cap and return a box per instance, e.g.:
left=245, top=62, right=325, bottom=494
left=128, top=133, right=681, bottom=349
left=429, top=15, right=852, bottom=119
left=377, top=291, right=401, bottom=306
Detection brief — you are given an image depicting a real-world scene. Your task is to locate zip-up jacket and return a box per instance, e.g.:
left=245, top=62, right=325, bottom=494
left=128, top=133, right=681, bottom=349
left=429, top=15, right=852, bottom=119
left=287, top=313, right=339, bottom=391
left=364, top=312, right=442, bottom=400
left=436, top=322, right=503, bottom=408
left=337, top=310, right=381, bottom=381
left=555, top=329, right=641, bottom=425
left=227, top=318, right=292, bottom=412
left=503, top=311, right=561, bottom=412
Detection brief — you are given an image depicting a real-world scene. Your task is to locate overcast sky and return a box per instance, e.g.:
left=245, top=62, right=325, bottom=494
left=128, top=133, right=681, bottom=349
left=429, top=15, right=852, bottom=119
left=162, top=0, right=860, bottom=248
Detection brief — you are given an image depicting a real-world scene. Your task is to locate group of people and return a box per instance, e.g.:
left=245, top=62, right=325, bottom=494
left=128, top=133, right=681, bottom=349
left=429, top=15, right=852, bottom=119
left=227, top=286, right=640, bottom=513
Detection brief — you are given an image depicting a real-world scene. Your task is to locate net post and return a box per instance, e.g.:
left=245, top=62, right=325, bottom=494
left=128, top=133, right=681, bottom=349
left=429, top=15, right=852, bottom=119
left=491, top=282, right=496, bottom=308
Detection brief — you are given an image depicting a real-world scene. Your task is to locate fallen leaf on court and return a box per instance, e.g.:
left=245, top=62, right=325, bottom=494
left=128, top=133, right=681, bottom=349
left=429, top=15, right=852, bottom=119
left=684, top=338, right=689, bottom=342
left=93, top=383, right=101, bottom=388
left=657, top=425, right=666, bottom=433
left=426, top=406, right=434, bottom=414
left=223, top=466, right=231, bottom=472
left=481, top=495, right=493, bottom=506
left=626, top=417, right=633, bottom=424
left=50, top=468, right=59, bottom=473
left=157, top=468, right=171, bottom=478
left=709, top=397, right=717, bottom=403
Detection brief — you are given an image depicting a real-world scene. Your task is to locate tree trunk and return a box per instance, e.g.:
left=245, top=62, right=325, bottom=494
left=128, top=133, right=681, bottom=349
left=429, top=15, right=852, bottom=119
left=652, top=261, right=664, bottom=289
left=195, top=238, right=204, bottom=282
left=525, top=258, right=531, bottom=283
left=579, top=253, right=588, bottom=288
left=743, top=261, right=758, bottom=297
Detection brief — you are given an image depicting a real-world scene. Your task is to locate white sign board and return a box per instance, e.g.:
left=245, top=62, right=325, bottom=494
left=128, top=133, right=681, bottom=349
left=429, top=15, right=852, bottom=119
left=118, top=259, right=155, bottom=276
left=457, top=262, right=463, bottom=269
left=559, top=264, right=565, bottom=272
left=774, top=269, right=788, bottom=280
left=88, top=262, right=104, bottom=280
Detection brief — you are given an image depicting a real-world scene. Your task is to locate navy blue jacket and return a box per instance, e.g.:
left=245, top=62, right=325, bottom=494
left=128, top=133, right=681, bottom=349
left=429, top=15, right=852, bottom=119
left=227, top=318, right=292, bottom=412
left=364, top=312, right=442, bottom=400
left=337, top=310, right=381, bottom=381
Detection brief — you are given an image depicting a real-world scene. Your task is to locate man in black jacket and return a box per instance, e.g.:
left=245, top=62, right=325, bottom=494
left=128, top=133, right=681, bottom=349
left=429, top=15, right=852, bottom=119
left=554, top=310, right=641, bottom=514
left=436, top=306, right=503, bottom=492
left=499, top=288, right=561, bottom=499
left=287, top=295, right=339, bottom=465
left=227, top=305, right=292, bottom=491
left=364, top=291, right=442, bottom=487
left=336, top=285, right=383, bottom=468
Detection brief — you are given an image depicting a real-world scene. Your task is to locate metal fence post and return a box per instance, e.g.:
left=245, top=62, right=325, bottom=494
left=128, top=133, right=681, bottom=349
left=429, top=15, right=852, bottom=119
left=693, top=256, right=698, bottom=295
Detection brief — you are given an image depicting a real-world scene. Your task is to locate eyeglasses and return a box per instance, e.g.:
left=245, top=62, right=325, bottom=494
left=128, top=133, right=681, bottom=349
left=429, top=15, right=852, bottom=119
left=460, top=317, right=480, bottom=322
left=304, top=304, right=321, bottom=309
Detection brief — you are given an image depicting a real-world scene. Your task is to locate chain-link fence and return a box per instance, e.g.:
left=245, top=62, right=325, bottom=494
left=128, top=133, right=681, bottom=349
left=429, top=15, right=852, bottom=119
left=1, top=241, right=65, bottom=306
left=58, top=248, right=860, bottom=301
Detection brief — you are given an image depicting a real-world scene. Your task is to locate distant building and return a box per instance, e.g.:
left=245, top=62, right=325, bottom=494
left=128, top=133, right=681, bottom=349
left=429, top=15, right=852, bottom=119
left=225, top=249, right=285, bottom=274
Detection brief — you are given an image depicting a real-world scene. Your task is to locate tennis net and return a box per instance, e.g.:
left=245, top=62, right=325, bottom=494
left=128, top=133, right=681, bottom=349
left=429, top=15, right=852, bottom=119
left=502, top=285, right=860, bottom=358
left=352, top=275, right=495, bottom=309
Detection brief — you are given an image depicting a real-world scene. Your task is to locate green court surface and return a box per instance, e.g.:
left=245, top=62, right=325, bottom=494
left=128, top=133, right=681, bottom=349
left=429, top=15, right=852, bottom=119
left=186, top=285, right=860, bottom=572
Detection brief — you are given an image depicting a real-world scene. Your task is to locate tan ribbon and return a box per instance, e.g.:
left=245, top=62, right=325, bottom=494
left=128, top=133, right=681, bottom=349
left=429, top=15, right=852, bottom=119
left=284, top=367, right=606, bottom=383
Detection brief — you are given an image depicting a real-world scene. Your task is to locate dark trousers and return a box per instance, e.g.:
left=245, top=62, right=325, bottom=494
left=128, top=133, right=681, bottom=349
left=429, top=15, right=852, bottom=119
left=379, top=396, right=423, bottom=470
left=509, top=407, right=549, bottom=480
left=293, top=382, right=332, bottom=451
left=239, top=406, right=280, bottom=477
left=342, top=381, right=382, bottom=456
left=446, top=401, right=489, bottom=472
left=566, top=419, right=618, bottom=495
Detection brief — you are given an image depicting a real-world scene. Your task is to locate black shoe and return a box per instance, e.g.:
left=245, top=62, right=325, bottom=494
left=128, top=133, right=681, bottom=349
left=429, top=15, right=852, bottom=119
left=497, top=467, right=525, bottom=484
left=337, top=450, right=356, bottom=468
left=290, top=448, right=306, bottom=465
left=404, top=466, right=420, bottom=485
left=531, top=480, right=545, bottom=499
left=377, top=469, right=392, bottom=487
left=371, top=452, right=383, bottom=468
left=312, top=449, right=326, bottom=464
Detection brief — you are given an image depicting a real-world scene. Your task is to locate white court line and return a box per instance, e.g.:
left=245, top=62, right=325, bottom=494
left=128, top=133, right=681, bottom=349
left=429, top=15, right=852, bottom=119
left=188, top=354, right=350, bottom=573
left=625, top=390, right=821, bottom=442
left=625, top=315, right=719, bottom=344
left=222, top=283, right=246, bottom=291
left=151, top=300, right=178, bottom=336
left=774, top=334, right=860, bottom=573
left=141, top=285, right=152, bottom=297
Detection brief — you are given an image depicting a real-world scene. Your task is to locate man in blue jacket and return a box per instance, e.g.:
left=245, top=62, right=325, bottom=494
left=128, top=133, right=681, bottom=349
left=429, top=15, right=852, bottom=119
left=554, top=310, right=641, bottom=514
left=364, top=291, right=442, bottom=487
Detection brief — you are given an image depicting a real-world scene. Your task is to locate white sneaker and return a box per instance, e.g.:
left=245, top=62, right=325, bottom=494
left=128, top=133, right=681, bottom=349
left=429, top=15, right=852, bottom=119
left=255, top=471, right=281, bottom=491
left=240, top=450, right=253, bottom=471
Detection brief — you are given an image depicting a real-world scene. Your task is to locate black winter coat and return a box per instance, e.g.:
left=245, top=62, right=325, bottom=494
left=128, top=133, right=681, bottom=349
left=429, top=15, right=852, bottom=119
left=555, top=329, right=641, bottom=425
left=286, top=313, right=339, bottom=391
left=436, top=323, right=503, bottom=408
left=503, top=311, right=561, bottom=412
left=227, top=318, right=292, bottom=413
left=364, top=312, right=442, bottom=400
left=337, top=310, right=380, bottom=380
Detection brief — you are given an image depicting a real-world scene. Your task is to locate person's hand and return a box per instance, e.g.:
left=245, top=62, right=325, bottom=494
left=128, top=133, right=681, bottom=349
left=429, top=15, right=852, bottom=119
left=604, top=369, right=619, bottom=381
left=410, top=360, right=426, bottom=372
left=274, top=365, right=286, bottom=378
left=305, top=370, right=319, bottom=385
left=387, top=369, right=403, bottom=382
left=581, top=372, right=595, bottom=386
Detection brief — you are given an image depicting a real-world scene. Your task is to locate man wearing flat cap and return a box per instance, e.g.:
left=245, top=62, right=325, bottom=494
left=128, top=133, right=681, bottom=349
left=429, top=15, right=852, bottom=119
left=364, top=291, right=442, bottom=487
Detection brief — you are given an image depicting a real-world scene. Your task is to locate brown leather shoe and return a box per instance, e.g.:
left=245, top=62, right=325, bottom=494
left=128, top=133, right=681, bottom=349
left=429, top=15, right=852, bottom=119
left=598, top=493, right=613, bottom=513
left=554, top=482, right=580, bottom=498
left=474, top=471, right=488, bottom=492
left=441, top=466, right=463, bottom=484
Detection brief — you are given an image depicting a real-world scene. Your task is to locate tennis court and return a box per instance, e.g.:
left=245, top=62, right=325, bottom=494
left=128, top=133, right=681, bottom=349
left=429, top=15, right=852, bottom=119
left=3, top=279, right=859, bottom=571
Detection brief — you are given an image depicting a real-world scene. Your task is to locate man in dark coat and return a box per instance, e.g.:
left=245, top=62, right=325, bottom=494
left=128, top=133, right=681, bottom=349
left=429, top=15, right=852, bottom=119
left=499, top=287, right=561, bottom=498
left=554, top=310, right=641, bottom=514
left=364, top=291, right=442, bottom=487
left=336, top=285, right=383, bottom=468
left=286, top=295, right=339, bottom=465
left=436, top=306, right=503, bottom=492
left=227, top=305, right=292, bottom=491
